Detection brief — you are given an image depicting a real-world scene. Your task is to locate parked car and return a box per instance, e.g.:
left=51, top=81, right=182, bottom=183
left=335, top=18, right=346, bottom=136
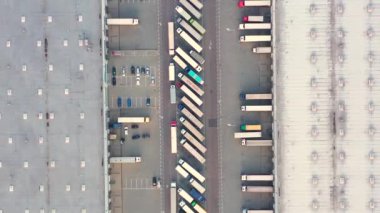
left=152, top=177, right=160, bottom=188
left=152, top=177, right=157, bottom=187
left=141, top=66, right=146, bottom=75
left=136, top=66, right=140, bottom=77
left=112, top=77, right=116, bottom=86
left=150, top=75, right=155, bottom=85
left=112, top=66, right=116, bottom=76
left=136, top=77, right=140, bottom=86
left=132, top=134, right=140, bottom=140
left=130, top=65, right=135, bottom=75
left=146, top=97, right=151, bottom=106
left=127, top=98, right=132, bottom=107
left=120, top=138, right=125, bottom=145
left=117, top=96, right=122, bottom=108
left=122, top=66, right=126, bottom=76
left=124, top=127, right=128, bottom=135
left=131, top=124, right=139, bottom=129
left=142, top=133, right=150, bottom=139
left=145, top=66, right=150, bottom=76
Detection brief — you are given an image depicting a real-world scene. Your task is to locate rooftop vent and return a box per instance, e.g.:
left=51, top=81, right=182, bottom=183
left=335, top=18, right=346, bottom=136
left=310, top=28, right=317, bottom=39
left=311, top=102, right=318, bottom=112
left=311, top=78, right=317, bottom=87
left=369, top=200, right=375, bottom=209
left=368, top=78, right=374, bottom=88
left=312, top=176, right=319, bottom=185
left=339, top=176, right=346, bottom=185
left=338, top=102, right=345, bottom=111
left=312, top=200, right=319, bottom=209
left=369, top=151, right=375, bottom=161
left=337, top=29, right=345, bottom=38
left=367, top=4, right=373, bottom=14
left=369, top=175, right=375, bottom=185
left=311, top=127, right=319, bottom=137
left=338, top=78, right=345, bottom=88
left=311, top=152, right=319, bottom=161
left=368, top=102, right=374, bottom=112
left=337, top=4, right=344, bottom=14
left=339, top=151, right=345, bottom=161
left=367, top=28, right=374, bottom=38
left=309, top=4, right=317, bottom=15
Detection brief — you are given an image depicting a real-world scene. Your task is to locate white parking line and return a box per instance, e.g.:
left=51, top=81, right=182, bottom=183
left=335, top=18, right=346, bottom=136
left=123, top=178, right=155, bottom=190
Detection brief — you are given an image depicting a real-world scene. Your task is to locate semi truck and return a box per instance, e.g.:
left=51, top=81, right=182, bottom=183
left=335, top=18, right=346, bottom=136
left=177, top=18, right=203, bottom=41
left=241, top=105, right=272, bottom=111
left=175, top=6, right=192, bottom=21
left=242, top=139, right=273, bottom=146
left=242, top=210, right=273, bottom=213
left=169, top=63, right=175, bottom=81
left=178, top=83, right=203, bottom=106
left=191, top=201, right=207, bottom=213
left=238, top=0, right=271, bottom=8
left=107, top=18, right=139, bottom=25
left=179, top=0, right=202, bottom=20
left=234, top=132, right=262, bottom=138
left=178, top=73, right=204, bottom=96
left=190, top=188, right=206, bottom=202
left=177, top=28, right=203, bottom=53
left=187, top=69, right=204, bottom=84
left=180, top=97, right=204, bottom=117
left=176, top=165, right=189, bottom=178
left=168, top=22, right=175, bottom=55
left=170, top=183, right=177, bottom=213
left=189, top=18, right=206, bottom=34
left=181, top=107, right=204, bottom=129
left=190, top=50, right=205, bottom=65
left=173, top=55, right=187, bottom=69
left=252, top=47, right=272, bottom=54
left=243, top=16, right=264, bottom=22
left=241, top=186, right=273, bottom=193
left=179, top=201, right=195, bottom=213
left=180, top=139, right=206, bottom=164
left=180, top=117, right=205, bottom=141
left=181, top=129, right=207, bottom=153
left=171, top=121, right=178, bottom=154
left=176, top=47, right=202, bottom=71
left=240, top=124, right=261, bottom=131
left=170, top=85, right=177, bottom=104
left=241, top=174, right=274, bottom=181
left=189, top=178, right=206, bottom=194
left=109, top=157, right=141, bottom=163
left=179, top=158, right=206, bottom=183
left=240, top=93, right=272, bottom=100
left=117, top=117, right=150, bottom=123
left=239, top=23, right=271, bottom=30
left=240, top=35, right=271, bottom=43
left=178, top=188, right=194, bottom=203
left=188, top=0, right=203, bottom=9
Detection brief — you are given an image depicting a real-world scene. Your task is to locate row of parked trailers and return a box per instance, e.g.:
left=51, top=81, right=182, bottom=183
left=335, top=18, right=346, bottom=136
left=241, top=174, right=274, bottom=213
left=169, top=0, right=208, bottom=213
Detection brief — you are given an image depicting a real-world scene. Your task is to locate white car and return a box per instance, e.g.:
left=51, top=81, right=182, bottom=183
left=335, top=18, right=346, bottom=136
left=136, top=77, right=140, bottom=86
left=124, top=127, right=128, bottom=135
left=122, top=66, right=126, bottom=76
left=136, top=66, right=140, bottom=77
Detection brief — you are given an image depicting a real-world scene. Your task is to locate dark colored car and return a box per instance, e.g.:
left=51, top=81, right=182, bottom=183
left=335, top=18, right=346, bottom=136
left=120, top=138, right=125, bottom=144
left=132, top=134, right=140, bottom=140
left=130, top=65, right=135, bottom=74
left=117, top=97, right=122, bottom=108
left=141, top=66, right=146, bottom=75
left=178, top=103, right=184, bottom=110
left=146, top=97, right=151, bottom=106
left=142, top=133, right=150, bottom=139
left=131, top=124, right=139, bottom=129
left=127, top=98, right=132, bottom=107
left=112, top=66, right=116, bottom=76
left=112, top=77, right=116, bottom=86
left=152, top=177, right=157, bottom=187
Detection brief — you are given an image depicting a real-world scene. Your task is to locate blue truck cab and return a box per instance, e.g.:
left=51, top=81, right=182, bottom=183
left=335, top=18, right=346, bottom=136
left=190, top=188, right=206, bottom=202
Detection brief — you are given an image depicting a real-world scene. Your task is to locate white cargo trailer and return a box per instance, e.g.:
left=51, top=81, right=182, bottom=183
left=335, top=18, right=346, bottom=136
left=234, top=132, right=262, bottom=138
left=239, top=23, right=271, bottom=30
left=241, top=174, right=274, bottom=181
left=177, top=28, right=203, bottom=53
left=242, top=139, right=273, bottom=146
left=241, top=105, right=272, bottom=111
left=180, top=139, right=206, bottom=164
left=240, top=35, right=271, bottom=42
left=179, top=0, right=202, bottom=20
left=241, top=186, right=273, bottom=193
left=181, top=129, right=207, bottom=153
left=177, top=18, right=203, bottom=41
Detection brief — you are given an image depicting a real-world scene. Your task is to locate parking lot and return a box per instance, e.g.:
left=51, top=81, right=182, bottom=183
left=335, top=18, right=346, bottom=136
left=106, top=0, right=162, bottom=212
left=218, top=0, right=274, bottom=211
